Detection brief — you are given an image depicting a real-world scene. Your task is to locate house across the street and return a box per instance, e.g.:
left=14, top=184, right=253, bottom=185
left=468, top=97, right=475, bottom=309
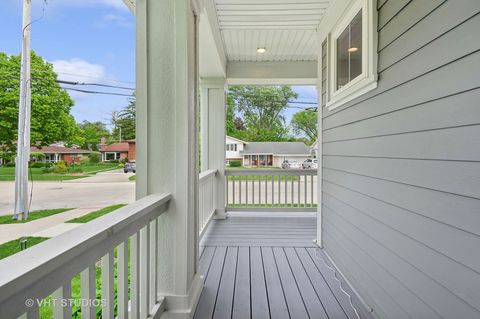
left=225, top=135, right=311, bottom=167
left=99, top=139, right=136, bottom=162
left=30, top=143, right=91, bottom=164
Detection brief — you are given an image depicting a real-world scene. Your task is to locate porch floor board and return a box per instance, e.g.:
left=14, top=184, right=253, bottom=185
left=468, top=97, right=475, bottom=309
left=195, top=213, right=369, bottom=319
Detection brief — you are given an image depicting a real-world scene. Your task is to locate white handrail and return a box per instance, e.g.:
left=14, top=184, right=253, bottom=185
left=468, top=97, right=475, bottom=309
left=225, top=169, right=318, bottom=211
left=199, top=169, right=217, bottom=182
left=0, top=193, right=171, bottom=319
left=199, top=169, right=218, bottom=238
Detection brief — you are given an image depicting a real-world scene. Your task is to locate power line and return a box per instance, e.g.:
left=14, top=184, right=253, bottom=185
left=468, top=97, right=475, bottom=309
left=60, top=86, right=133, bottom=97
left=56, top=79, right=135, bottom=90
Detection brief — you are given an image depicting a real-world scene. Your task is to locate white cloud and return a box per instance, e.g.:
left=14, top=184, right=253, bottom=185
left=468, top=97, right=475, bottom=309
left=51, top=59, right=108, bottom=99
left=51, top=58, right=107, bottom=82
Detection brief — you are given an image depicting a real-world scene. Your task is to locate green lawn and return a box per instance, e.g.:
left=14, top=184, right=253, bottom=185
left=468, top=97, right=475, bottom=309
left=0, top=163, right=118, bottom=181
left=66, top=204, right=126, bottom=223
left=0, top=208, right=73, bottom=224
left=0, top=236, right=49, bottom=260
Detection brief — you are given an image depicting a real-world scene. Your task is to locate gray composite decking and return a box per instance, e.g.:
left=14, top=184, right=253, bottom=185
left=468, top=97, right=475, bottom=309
left=195, top=213, right=371, bottom=319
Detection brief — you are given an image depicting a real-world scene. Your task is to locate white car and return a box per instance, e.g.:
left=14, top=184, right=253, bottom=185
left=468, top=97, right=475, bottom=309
left=281, top=160, right=301, bottom=169
left=302, top=159, right=318, bottom=169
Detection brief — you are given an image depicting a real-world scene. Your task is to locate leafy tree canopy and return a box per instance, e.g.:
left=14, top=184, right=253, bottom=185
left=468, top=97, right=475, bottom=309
left=290, top=110, right=317, bottom=144
left=77, top=120, right=109, bottom=150
left=111, top=96, right=135, bottom=141
left=228, top=85, right=297, bottom=142
left=0, top=51, right=83, bottom=152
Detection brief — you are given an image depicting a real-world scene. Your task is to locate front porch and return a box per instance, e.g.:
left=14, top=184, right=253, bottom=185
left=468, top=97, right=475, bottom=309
left=196, top=212, right=369, bottom=319
left=1, top=0, right=479, bottom=318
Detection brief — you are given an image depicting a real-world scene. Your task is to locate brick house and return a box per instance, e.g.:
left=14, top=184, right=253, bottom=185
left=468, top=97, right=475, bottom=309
left=30, top=144, right=92, bottom=164
left=99, top=140, right=136, bottom=162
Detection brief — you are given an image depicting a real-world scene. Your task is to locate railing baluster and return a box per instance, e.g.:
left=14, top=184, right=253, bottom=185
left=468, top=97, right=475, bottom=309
left=264, top=176, right=267, bottom=205
left=117, top=242, right=129, bottom=319
left=232, top=175, right=236, bottom=206
left=298, top=175, right=301, bottom=206
left=52, top=282, right=71, bottom=319
left=19, top=304, right=39, bottom=319
left=311, top=174, right=314, bottom=207
left=271, top=175, right=274, bottom=205
left=258, top=175, right=261, bottom=205
left=278, top=175, right=280, bottom=204
left=80, top=265, right=96, bottom=319
left=246, top=175, right=249, bottom=205
left=304, top=175, right=308, bottom=207
left=284, top=175, right=287, bottom=204
left=149, top=219, right=157, bottom=307
left=291, top=176, right=294, bottom=207
left=252, top=175, right=255, bottom=205
left=225, top=175, right=229, bottom=206
left=140, top=225, right=150, bottom=318
left=130, top=232, right=140, bottom=319
left=101, top=251, right=114, bottom=319
left=239, top=175, right=242, bottom=206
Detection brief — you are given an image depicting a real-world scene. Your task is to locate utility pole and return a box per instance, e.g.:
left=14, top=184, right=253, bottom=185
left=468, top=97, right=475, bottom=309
left=14, top=0, right=32, bottom=220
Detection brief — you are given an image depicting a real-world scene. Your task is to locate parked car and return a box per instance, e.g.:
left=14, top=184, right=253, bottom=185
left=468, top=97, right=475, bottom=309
left=302, top=159, right=318, bottom=169
left=281, top=160, right=301, bottom=169
left=124, top=161, right=136, bottom=173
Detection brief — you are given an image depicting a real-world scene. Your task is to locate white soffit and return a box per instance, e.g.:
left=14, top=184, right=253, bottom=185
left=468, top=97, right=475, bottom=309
left=214, top=0, right=331, bottom=62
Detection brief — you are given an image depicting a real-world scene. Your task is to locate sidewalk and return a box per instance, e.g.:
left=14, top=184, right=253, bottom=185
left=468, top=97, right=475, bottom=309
left=0, top=207, right=102, bottom=244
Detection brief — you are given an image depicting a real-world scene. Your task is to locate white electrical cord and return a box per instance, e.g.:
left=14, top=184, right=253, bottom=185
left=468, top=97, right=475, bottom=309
left=313, top=248, right=361, bottom=319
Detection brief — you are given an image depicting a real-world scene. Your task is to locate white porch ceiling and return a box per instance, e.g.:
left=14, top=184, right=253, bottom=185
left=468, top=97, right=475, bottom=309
left=214, top=0, right=331, bottom=62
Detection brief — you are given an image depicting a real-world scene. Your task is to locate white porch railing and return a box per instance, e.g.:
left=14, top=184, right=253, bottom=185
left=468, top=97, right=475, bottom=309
left=225, top=169, right=318, bottom=211
left=199, top=169, right=217, bottom=238
left=0, top=193, right=171, bottom=319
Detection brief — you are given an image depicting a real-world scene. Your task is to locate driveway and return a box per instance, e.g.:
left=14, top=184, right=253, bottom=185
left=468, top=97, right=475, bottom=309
left=0, top=172, right=135, bottom=215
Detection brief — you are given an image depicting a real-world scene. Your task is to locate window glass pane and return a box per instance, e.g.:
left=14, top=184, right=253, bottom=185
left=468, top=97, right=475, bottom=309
left=336, top=9, right=362, bottom=90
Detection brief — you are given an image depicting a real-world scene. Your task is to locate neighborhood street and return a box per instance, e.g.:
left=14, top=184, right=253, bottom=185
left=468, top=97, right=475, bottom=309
left=0, top=171, right=135, bottom=215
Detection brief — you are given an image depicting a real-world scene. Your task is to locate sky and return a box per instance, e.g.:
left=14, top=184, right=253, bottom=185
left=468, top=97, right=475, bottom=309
left=0, top=0, right=317, bottom=130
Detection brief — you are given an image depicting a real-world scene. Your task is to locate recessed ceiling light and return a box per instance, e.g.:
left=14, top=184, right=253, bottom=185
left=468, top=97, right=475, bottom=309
left=347, top=47, right=359, bottom=53
left=257, top=47, right=267, bottom=54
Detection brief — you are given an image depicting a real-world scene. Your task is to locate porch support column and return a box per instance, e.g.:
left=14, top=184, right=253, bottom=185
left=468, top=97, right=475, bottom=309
left=136, top=0, right=202, bottom=316
left=316, top=81, right=323, bottom=248
left=200, top=78, right=227, bottom=219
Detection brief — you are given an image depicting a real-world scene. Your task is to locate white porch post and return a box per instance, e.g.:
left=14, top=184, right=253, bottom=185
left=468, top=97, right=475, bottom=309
left=316, top=83, right=323, bottom=247
left=200, top=79, right=227, bottom=219
left=200, top=88, right=209, bottom=172
left=136, top=0, right=202, bottom=316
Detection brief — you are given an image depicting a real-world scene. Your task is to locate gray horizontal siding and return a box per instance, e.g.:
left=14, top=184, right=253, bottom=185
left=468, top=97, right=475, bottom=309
left=321, top=1, right=480, bottom=318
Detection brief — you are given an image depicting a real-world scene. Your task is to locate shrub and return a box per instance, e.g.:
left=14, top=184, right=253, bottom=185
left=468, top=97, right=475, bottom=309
left=118, top=163, right=125, bottom=168
left=88, top=152, right=101, bottom=164
left=79, top=157, right=90, bottom=166
left=30, top=152, right=45, bottom=161
left=108, top=160, right=119, bottom=164
left=229, top=160, right=242, bottom=167
left=42, top=167, right=54, bottom=173
left=30, top=162, right=46, bottom=168
left=54, top=161, right=68, bottom=173
left=5, top=162, right=16, bottom=167
left=120, top=157, right=128, bottom=164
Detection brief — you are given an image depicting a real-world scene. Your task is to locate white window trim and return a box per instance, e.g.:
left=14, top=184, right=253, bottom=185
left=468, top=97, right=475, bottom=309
left=325, top=0, right=378, bottom=111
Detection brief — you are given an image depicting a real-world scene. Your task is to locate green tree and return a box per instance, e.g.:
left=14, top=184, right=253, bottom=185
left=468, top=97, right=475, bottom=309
left=0, top=51, right=83, bottom=153
left=78, top=121, right=109, bottom=149
left=228, top=86, right=297, bottom=142
left=112, top=96, right=135, bottom=141
left=290, top=110, right=317, bottom=144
